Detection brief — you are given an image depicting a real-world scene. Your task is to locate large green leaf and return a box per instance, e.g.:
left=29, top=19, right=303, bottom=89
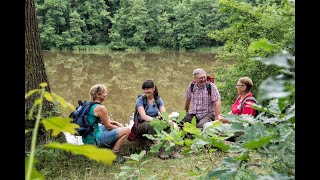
left=42, top=117, right=79, bottom=136
left=211, top=139, right=230, bottom=150
left=256, top=53, right=292, bottom=69
left=243, top=136, right=272, bottom=150
left=45, top=143, right=116, bottom=164
left=50, top=92, right=75, bottom=110
left=258, top=77, right=291, bottom=101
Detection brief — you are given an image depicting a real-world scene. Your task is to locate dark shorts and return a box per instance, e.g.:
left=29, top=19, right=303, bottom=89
left=137, top=121, right=156, bottom=136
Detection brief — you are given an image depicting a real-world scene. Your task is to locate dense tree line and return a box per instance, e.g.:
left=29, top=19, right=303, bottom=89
left=36, top=0, right=227, bottom=50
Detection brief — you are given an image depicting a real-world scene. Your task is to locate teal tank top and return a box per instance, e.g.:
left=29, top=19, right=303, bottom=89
left=81, top=104, right=101, bottom=144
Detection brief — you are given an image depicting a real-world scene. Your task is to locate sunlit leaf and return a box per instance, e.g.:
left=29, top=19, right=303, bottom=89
left=50, top=92, right=75, bottom=110
left=129, top=154, right=140, bottom=161
left=25, top=89, right=40, bottom=99
left=39, top=82, right=48, bottom=88
left=43, top=92, right=54, bottom=102
left=184, top=139, right=194, bottom=146
left=45, top=143, right=116, bottom=164
left=25, top=157, right=45, bottom=180
left=138, top=150, right=146, bottom=159
left=183, top=122, right=201, bottom=136
left=42, top=117, right=79, bottom=136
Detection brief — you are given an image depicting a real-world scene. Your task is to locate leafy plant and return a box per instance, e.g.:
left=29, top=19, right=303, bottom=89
left=202, top=50, right=295, bottom=179
left=25, top=82, right=116, bottom=180
left=112, top=150, right=156, bottom=180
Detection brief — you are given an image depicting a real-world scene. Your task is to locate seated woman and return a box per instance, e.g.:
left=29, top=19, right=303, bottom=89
left=82, top=84, right=130, bottom=163
left=135, top=80, right=181, bottom=159
left=203, top=77, right=257, bottom=130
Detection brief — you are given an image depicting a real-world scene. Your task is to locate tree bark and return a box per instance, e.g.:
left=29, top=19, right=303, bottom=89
left=25, top=0, right=54, bottom=150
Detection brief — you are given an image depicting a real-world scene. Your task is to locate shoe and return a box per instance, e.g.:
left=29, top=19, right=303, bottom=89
left=169, top=151, right=182, bottom=159
left=158, top=149, right=169, bottom=160
left=114, top=155, right=126, bottom=164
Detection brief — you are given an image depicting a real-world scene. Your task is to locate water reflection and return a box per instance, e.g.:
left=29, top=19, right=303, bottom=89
left=43, top=51, right=229, bottom=124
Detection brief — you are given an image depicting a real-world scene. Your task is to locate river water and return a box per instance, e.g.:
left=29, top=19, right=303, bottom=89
left=43, top=50, right=231, bottom=125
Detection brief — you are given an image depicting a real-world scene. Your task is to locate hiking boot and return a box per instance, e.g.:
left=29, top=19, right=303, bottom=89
left=169, top=151, right=182, bottom=159
left=158, top=149, right=169, bottom=160
left=114, top=155, right=126, bottom=164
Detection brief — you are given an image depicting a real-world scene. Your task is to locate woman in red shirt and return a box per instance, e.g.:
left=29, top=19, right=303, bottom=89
left=204, top=77, right=257, bottom=127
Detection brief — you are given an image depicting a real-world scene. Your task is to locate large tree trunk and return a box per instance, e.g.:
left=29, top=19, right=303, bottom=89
left=25, top=0, right=54, bottom=151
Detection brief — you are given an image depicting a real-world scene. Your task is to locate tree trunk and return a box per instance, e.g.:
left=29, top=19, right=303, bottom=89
left=25, top=0, right=54, bottom=151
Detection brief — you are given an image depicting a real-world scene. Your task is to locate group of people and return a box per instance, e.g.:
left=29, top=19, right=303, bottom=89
left=81, top=68, right=257, bottom=163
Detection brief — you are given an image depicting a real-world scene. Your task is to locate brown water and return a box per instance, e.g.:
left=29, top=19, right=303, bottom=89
left=43, top=50, right=231, bottom=125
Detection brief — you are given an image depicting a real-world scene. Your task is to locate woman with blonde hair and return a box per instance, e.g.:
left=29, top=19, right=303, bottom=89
left=82, top=84, right=130, bottom=163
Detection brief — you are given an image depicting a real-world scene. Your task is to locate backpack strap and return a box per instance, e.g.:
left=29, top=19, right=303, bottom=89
left=206, top=82, right=211, bottom=96
left=85, top=102, right=101, bottom=126
left=190, top=83, right=195, bottom=93
left=191, top=82, right=211, bottom=96
left=240, top=97, right=257, bottom=110
left=142, top=95, right=148, bottom=111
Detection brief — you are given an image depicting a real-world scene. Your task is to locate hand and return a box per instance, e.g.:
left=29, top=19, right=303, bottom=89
left=111, top=121, right=123, bottom=127
left=218, top=114, right=224, bottom=119
left=218, top=114, right=231, bottom=124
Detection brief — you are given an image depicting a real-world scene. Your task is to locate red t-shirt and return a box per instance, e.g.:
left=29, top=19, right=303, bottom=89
left=231, top=92, right=256, bottom=116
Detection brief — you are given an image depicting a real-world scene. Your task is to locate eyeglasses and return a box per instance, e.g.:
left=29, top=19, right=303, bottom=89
left=236, top=84, right=245, bottom=87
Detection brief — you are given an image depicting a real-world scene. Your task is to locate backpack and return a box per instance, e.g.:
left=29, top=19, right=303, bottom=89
left=239, top=96, right=260, bottom=118
left=69, top=100, right=100, bottom=137
left=190, top=75, right=215, bottom=95
left=127, top=94, right=161, bottom=141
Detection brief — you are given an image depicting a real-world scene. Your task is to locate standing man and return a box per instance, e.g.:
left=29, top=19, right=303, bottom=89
left=181, top=68, right=222, bottom=129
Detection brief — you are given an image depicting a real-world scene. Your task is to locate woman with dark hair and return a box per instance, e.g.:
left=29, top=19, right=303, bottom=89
left=135, top=80, right=181, bottom=159
left=136, top=80, right=165, bottom=136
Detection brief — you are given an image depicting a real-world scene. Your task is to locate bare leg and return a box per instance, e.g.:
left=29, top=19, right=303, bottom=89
left=112, top=127, right=130, bottom=151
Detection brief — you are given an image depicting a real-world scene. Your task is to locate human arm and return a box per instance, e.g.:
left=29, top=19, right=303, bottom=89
left=94, top=105, right=119, bottom=130
left=214, top=99, right=222, bottom=120
left=184, top=98, right=191, bottom=112
left=184, top=83, right=192, bottom=112
left=137, top=106, right=154, bottom=121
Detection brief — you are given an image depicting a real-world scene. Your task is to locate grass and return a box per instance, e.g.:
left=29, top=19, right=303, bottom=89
left=35, top=145, right=228, bottom=180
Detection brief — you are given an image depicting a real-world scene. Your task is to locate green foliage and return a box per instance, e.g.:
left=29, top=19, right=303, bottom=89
left=25, top=83, right=116, bottom=180
left=202, top=50, right=295, bottom=179
left=209, top=0, right=295, bottom=56
left=36, top=0, right=111, bottom=49
left=113, top=150, right=156, bottom=179
left=36, top=0, right=227, bottom=50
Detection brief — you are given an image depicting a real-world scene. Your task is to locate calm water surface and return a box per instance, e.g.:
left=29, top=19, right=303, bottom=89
left=43, top=50, right=232, bottom=125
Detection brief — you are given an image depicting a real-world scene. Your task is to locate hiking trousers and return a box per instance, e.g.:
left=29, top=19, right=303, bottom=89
left=181, top=113, right=215, bottom=129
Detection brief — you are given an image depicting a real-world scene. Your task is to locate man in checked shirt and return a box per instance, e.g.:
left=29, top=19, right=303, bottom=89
left=181, top=68, right=222, bottom=129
